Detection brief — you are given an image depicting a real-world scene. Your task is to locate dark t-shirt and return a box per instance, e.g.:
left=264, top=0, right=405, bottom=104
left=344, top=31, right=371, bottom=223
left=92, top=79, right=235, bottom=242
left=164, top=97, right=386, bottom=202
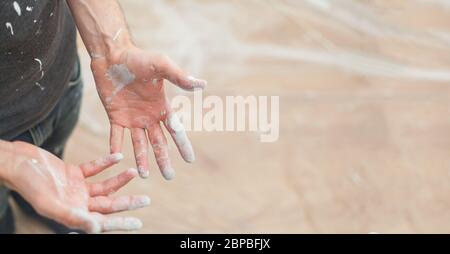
left=0, top=0, right=77, bottom=140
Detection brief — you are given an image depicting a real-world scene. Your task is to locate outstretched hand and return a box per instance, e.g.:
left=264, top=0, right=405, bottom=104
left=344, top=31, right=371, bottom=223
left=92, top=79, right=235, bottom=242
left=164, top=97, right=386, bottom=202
left=5, top=141, right=150, bottom=233
left=91, top=46, right=206, bottom=180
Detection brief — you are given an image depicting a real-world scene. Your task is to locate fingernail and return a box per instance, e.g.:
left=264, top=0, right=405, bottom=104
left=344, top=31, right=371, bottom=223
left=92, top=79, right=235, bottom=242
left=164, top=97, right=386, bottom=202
left=167, top=114, right=185, bottom=132
left=162, top=167, right=176, bottom=181
left=70, top=208, right=101, bottom=234
left=138, top=167, right=149, bottom=178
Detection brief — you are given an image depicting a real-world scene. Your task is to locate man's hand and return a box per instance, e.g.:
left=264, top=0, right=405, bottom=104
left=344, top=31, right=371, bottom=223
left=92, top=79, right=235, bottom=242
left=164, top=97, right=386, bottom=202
left=91, top=46, right=206, bottom=179
left=67, top=0, right=207, bottom=180
left=3, top=141, right=150, bottom=233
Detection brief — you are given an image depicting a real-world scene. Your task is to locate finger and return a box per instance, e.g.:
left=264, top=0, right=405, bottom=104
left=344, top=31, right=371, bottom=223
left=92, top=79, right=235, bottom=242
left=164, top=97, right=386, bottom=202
left=67, top=208, right=102, bottom=234
left=41, top=202, right=101, bottom=234
left=47, top=203, right=142, bottom=233
left=110, top=124, right=124, bottom=153
left=148, top=124, right=175, bottom=180
left=92, top=213, right=143, bottom=232
left=157, top=56, right=207, bottom=91
left=70, top=209, right=142, bottom=233
left=88, top=168, right=138, bottom=196
left=88, top=195, right=151, bottom=214
left=67, top=210, right=143, bottom=233
left=131, top=128, right=150, bottom=178
left=164, top=113, right=195, bottom=163
left=79, top=153, right=124, bottom=177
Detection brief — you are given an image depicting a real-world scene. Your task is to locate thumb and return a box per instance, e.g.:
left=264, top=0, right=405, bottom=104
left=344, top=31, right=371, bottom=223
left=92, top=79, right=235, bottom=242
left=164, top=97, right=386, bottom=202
left=156, top=55, right=207, bottom=91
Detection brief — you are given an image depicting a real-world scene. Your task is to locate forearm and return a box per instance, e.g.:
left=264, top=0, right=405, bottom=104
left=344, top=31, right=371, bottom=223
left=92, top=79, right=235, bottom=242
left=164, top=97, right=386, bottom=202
left=0, top=140, right=16, bottom=186
left=66, top=0, right=133, bottom=59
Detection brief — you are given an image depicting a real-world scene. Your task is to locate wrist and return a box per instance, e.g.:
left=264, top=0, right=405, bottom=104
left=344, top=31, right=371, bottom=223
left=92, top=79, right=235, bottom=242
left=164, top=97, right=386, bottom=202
left=88, top=30, right=134, bottom=60
left=106, top=30, right=134, bottom=57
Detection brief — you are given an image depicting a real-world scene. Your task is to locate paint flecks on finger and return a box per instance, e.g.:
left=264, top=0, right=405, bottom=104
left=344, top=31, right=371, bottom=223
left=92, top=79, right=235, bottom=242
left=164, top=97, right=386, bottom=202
left=111, top=152, right=124, bottom=162
left=161, top=167, right=176, bottom=180
left=187, top=76, right=207, bottom=90
left=111, top=195, right=151, bottom=211
left=81, top=153, right=125, bottom=177
left=129, top=196, right=151, bottom=210
left=102, top=217, right=143, bottom=232
left=138, top=167, right=149, bottom=179
left=166, top=114, right=195, bottom=163
left=93, top=152, right=123, bottom=168
left=70, top=209, right=101, bottom=234
left=168, top=114, right=185, bottom=132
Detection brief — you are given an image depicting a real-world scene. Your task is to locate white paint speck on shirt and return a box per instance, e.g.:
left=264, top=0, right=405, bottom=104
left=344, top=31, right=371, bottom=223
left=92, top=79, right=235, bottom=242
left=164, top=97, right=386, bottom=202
left=13, top=1, right=21, bottom=16
left=5, top=22, right=14, bottom=35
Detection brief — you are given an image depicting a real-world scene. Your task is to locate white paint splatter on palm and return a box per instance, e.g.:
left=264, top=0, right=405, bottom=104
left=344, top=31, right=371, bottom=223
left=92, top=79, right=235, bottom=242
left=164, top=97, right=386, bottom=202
left=105, top=64, right=136, bottom=103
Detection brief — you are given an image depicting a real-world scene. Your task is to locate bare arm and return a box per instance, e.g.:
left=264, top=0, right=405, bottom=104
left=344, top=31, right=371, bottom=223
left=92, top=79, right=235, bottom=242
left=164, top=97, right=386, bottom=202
left=66, top=0, right=132, bottom=59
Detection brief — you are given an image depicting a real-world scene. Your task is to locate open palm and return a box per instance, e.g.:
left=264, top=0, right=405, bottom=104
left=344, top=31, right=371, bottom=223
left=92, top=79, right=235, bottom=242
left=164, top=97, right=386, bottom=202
left=7, top=141, right=150, bottom=233
left=91, top=46, right=206, bottom=180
